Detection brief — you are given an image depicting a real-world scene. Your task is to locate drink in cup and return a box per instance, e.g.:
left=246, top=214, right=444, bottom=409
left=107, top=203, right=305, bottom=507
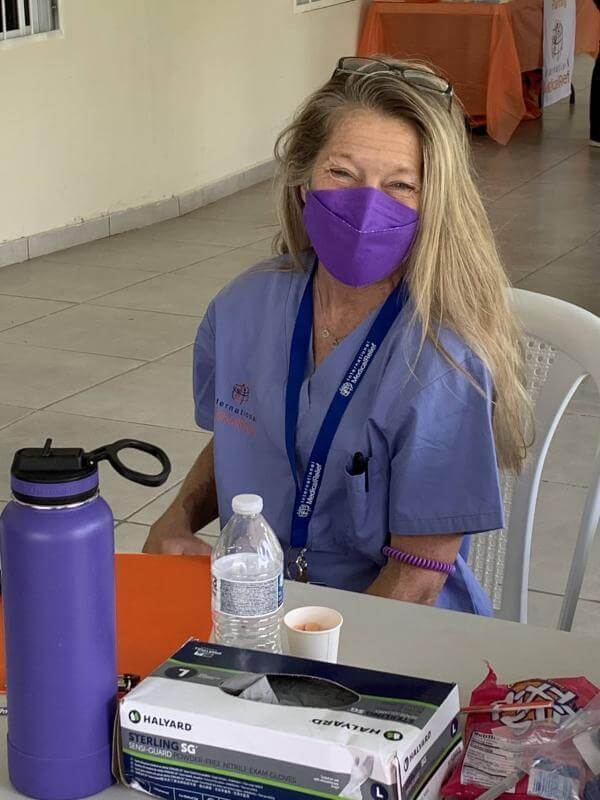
left=283, top=606, right=343, bottom=663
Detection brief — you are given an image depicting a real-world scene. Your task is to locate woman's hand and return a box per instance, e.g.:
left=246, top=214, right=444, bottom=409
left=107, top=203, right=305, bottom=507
left=143, top=512, right=213, bottom=556
left=142, top=438, right=218, bottom=556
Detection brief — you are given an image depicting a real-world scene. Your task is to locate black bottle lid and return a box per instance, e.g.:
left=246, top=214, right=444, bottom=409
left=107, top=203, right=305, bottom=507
left=12, top=439, right=96, bottom=484
left=11, top=438, right=172, bottom=506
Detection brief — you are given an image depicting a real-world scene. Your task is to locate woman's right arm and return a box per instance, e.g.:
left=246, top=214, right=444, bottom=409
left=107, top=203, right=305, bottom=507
left=143, top=437, right=218, bottom=555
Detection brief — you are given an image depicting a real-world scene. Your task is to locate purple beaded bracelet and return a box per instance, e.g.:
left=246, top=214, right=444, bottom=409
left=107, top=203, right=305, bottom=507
left=382, top=545, right=456, bottom=576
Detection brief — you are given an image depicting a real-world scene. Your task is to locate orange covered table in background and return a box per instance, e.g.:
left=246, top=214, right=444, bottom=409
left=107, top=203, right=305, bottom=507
left=0, top=554, right=213, bottom=689
left=358, top=0, right=600, bottom=144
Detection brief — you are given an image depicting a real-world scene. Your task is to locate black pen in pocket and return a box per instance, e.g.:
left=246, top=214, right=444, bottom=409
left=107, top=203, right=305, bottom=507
left=351, top=452, right=370, bottom=492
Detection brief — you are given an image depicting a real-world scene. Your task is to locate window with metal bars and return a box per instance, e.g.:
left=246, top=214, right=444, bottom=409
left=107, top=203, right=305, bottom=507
left=1, top=0, right=58, bottom=41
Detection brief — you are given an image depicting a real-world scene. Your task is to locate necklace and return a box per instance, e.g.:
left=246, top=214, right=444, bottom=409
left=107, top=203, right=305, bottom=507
left=315, top=276, right=346, bottom=348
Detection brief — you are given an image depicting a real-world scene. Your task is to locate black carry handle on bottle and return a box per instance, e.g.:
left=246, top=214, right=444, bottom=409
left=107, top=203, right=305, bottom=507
left=86, top=439, right=171, bottom=486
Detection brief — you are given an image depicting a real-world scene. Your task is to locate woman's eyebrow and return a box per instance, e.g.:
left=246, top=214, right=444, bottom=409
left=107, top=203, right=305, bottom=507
left=328, top=153, right=418, bottom=180
left=327, top=152, right=357, bottom=164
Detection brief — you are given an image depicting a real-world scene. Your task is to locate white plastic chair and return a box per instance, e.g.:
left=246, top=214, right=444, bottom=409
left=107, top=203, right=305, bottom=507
left=468, top=289, right=600, bottom=630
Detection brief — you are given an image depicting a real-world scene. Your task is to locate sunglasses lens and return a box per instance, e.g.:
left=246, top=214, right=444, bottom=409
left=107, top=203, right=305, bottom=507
left=402, top=69, right=451, bottom=94
left=339, top=57, right=388, bottom=75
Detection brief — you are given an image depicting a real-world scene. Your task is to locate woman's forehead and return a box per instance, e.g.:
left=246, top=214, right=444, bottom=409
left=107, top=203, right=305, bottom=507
left=321, top=108, right=421, bottom=172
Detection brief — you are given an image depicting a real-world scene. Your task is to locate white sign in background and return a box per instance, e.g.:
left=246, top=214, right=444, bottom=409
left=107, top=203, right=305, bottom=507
left=543, top=0, right=576, bottom=107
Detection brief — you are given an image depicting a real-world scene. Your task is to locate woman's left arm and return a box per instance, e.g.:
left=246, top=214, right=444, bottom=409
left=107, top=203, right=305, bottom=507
left=366, top=533, right=462, bottom=605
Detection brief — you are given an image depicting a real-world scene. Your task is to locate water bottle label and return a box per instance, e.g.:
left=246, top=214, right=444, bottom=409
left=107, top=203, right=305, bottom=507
left=212, top=573, right=284, bottom=618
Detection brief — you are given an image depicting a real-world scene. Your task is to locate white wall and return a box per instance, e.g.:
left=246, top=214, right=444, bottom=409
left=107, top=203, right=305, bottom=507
left=0, top=0, right=368, bottom=243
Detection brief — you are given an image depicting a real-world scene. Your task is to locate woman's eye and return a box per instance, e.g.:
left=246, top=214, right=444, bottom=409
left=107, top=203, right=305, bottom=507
left=329, top=168, right=355, bottom=180
left=389, top=182, right=415, bottom=193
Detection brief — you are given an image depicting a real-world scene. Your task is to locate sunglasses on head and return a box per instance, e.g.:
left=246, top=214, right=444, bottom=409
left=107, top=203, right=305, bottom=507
left=332, top=57, right=454, bottom=111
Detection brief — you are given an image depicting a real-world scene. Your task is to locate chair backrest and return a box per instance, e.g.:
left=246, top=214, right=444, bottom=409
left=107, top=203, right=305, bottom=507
left=468, top=289, right=600, bottom=628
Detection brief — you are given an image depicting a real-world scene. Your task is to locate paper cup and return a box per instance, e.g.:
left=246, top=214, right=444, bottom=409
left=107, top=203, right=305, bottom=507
left=283, top=606, right=343, bottom=663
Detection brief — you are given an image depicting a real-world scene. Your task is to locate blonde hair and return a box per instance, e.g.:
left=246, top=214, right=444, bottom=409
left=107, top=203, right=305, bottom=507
left=272, top=57, right=531, bottom=473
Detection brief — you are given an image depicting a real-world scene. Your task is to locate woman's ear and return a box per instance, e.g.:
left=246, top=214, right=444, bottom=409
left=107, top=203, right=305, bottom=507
left=299, top=183, right=309, bottom=203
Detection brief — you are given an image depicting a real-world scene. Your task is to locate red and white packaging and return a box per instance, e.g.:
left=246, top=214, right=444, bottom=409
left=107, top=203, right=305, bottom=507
left=442, top=666, right=598, bottom=800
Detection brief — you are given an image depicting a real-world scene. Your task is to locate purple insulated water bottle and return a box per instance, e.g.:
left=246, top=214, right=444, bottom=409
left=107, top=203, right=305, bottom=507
left=0, top=438, right=171, bottom=800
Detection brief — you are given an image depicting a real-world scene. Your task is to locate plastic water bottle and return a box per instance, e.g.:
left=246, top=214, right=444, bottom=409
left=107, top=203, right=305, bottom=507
left=212, top=494, right=284, bottom=652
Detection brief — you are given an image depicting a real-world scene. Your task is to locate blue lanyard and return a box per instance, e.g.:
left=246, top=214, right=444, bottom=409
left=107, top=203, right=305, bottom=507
left=284, top=258, right=407, bottom=578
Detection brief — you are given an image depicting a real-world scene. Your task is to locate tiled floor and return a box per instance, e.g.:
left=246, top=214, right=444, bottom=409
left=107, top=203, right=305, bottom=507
left=1, top=58, right=598, bottom=635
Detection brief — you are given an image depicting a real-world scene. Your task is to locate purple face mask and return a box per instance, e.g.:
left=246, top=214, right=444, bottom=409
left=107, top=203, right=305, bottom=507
left=303, top=186, right=419, bottom=287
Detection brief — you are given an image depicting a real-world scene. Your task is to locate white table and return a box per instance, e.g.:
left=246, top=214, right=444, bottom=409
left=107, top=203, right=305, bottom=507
left=1, top=584, right=599, bottom=799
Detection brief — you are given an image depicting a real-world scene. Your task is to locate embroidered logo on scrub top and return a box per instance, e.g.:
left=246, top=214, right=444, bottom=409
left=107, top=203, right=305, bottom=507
left=214, top=393, right=257, bottom=437
left=232, top=383, right=250, bottom=405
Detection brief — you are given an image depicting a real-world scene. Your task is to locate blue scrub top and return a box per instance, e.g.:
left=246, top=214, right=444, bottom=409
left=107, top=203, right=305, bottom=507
left=193, top=250, right=505, bottom=615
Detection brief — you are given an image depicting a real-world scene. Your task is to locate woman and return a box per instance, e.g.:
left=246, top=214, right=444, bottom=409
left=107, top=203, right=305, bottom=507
left=144, top=57, right=530, bottom=615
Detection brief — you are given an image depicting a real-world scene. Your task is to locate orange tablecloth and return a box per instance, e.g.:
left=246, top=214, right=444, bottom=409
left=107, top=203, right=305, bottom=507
left=358, top=0, right=600, bottom=144
left=0, top=554, right=213, bottom=688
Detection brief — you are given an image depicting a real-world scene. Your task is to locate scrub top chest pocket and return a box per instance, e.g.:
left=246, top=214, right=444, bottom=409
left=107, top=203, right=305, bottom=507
left=343, top=450, right=389, bottom=564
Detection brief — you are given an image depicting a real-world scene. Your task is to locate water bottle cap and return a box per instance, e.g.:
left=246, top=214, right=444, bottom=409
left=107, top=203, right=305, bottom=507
left=232, top=494, right=263, bottom=516
left=10, top=438, right=172, bottom=506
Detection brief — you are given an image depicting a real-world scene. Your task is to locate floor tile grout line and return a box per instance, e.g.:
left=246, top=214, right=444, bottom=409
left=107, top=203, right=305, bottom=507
left=35, top=364, right=150, bottom=409
left=85, top=299, right=211, bottom=318
left=36, top=407, right=210, bottom=437
left=529, top=587, right=600, bottom=607
left=117, top=520, right=153, bottom=529
left=167, top=236, right=275, bottom=276
left=1, top=325, right=201, bottom=410
left=52, top=270, right=184, bottom=305
left=0, top=272, right=165, bottom=307
left=0, top=338, right=198, bottom=363
left=486, top=144, right=588, bottom=206
left=0, top=339, right=150, bottom=363
left=165, top=214, right=278, bottom=234
left=122, top=478, right=185, bottom=522
left=510, top=266, right=547, bottom=283
left=0, top=311, right=72, bottom=335
left=0, top=300, right=79, bottom=334
left=115, top=232, right=278, bottom=250
left=1, top=297, right=202, bottom=324
left=29, top=256, right=162, bottom=276
left=76, top=301, right=203, bottom=320
left=0, top=238, right=272, bottom=313
left=38, top=242, right=243, bottom=276
left=539, top=477, right=597, bottom=487
left=1, top=239, right=273, bottom=326
left=0, top=317, right=201, bottom=363
left=0, top=291, right=77, bottom=305
left=34, top=353, right=184, bottom=411
left=152, top=342, right=194, bottom=362
left=40, top=410, right=199, bottom=436
left=0, top=409, right=36, bottom=432
left=488, top=176, right=538, bottom=204
left=0, top=261, right=266, bottom=333
left=537, top=479, right=595, bottom=490
left=514, top=240, right=591, bottom=284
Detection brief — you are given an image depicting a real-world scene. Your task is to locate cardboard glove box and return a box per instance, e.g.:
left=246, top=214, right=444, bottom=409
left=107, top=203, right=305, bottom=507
left=114, top=639, right=462, bottom=800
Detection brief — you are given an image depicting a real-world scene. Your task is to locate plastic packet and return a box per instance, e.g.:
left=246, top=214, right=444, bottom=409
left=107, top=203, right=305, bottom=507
left=490, top=693, right=600, bottom=800
left=442, top=666, right=599, bottom=800
left=491, top=731, right=586, bottom=800
left=526, top=749, right=584, bottom=800
left=492, top=692, right=600, bottom=758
